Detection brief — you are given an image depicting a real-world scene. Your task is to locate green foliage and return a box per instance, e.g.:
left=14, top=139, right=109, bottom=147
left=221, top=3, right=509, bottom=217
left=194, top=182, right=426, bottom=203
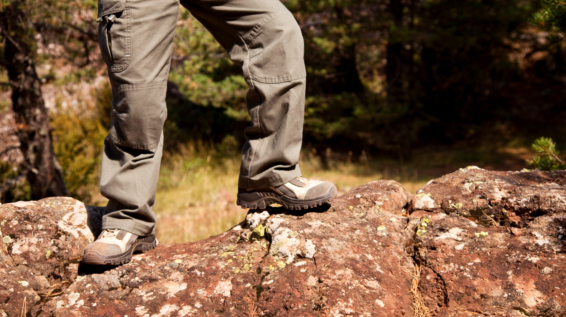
left=530, top=0, right=566, bottom=34
left=0, top=161, right=30, bottom=203
left=169, top=15, right=247, bottom=111
left=528, top=137, right=566, bottom=170
left=4, top=0, right=566, bottom=195
left=50, top=81, right=111, bottom=203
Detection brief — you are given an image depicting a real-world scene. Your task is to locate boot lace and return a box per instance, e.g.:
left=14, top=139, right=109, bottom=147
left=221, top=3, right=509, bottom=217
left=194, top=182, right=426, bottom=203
left=99, top=229, right=120, bottom=239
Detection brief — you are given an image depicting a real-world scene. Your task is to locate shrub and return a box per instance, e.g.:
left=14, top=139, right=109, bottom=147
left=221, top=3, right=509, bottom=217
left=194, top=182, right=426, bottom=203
left=50, top=81, right=111, bottom=204
left=528, top=137, right=566, bottom=171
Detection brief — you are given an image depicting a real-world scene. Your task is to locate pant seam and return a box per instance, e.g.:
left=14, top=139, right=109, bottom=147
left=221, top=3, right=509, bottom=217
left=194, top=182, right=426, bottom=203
left=247, top=106, right=264, bottom=185
left=251, top=73, right=307, bottom=84
left=115, top=80, right=167, bottom=91
left=238, top=34, right=255, bottom=91
left=236, top=33, right=263, bottom=185
left=109, top=0, right=131, bottom=73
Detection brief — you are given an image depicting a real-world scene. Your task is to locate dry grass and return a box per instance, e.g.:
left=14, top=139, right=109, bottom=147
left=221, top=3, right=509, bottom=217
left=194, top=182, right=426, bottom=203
left=20, top=296, right=26, bottom=317
left=88, top=143, right=530, bottom=245
left=154, top=144, right=245, bottom=244
left=410, top=264, right=432, bottom=317
left=153, top=145, right=428, bottom=244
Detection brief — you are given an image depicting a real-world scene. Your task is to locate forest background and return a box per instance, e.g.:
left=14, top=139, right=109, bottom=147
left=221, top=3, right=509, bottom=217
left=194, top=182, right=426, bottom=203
left=1, top=0, right=565, bottom=243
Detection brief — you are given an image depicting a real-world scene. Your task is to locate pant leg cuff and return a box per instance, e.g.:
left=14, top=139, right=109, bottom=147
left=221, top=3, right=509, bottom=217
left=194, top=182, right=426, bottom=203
left=239, top=167, right=302, bottom=189
left=102, top=217, right=155, bottom=236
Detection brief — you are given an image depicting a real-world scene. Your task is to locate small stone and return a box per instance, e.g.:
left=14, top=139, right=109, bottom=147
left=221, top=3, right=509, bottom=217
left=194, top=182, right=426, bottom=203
left=414, top=195, right=435, bottom=210
left=510, top=228, right=523, bottom=236
left=246, top=211, right=270, bottom=229
left=509, top=216, right=521, bottom=225
left=307, top=276, right=317, bottom=287
left=541, top=267, right=552, bottom=275
left=91, top=274, right=121, bottom=291
left=68, top=292, right=80, bottom=305
left=303, top=240, right=316, bottom=258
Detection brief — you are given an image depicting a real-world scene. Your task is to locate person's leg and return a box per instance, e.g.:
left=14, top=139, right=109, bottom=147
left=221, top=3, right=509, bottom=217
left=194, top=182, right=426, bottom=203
left=181, top=0, right=305, bottom=189
left=181, top=0, right=336, bottom=210
left=83, top=0, right=179, bottom=265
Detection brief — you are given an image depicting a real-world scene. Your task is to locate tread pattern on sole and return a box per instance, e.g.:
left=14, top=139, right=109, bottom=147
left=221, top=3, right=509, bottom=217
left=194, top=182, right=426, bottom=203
left=237, top=188, right=337, bottom=211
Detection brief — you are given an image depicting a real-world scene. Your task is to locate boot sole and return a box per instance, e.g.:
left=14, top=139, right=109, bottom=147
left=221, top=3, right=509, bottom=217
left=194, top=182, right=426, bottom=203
left=82, top=235, right=157, bottom=266
left=237, top=185, right=337, bottom=210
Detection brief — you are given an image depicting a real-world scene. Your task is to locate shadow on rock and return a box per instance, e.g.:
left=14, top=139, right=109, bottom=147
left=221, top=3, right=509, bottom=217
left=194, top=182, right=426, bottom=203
left=78, top=262, right=119, bottom=275
left=258, top=203, right=332, bottom=216
left=85, top=205, right=104, bottom=238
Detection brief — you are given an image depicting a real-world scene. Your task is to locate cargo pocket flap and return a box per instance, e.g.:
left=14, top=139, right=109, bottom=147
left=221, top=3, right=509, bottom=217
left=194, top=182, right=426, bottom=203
left=98, top=0, right=125, bottom=18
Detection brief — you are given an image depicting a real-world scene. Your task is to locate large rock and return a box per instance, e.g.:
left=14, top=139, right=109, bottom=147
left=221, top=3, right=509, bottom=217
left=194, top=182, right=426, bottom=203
left=0, top=198, right=104, bottom=317
left=2, top=169, right=566, bottom=316
left=37, top=181, right=415, bottom=317
left=411, top=167, right=566, bottom=316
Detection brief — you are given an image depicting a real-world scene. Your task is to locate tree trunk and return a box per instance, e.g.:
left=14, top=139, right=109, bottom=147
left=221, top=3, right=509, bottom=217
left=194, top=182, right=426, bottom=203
left=0, top=1, right=69, bottom=199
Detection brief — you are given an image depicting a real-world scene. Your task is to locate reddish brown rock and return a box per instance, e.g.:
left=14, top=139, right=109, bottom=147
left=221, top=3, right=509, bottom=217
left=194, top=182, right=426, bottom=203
left=0, top=198, right=104, bottom=317
left=2, top=170, right=566, bottom=316
left=411, top=168, right=566, bottom=316
left=410, top=167, right=566, bottom=225
left=36, top=181, right=415, bottom=317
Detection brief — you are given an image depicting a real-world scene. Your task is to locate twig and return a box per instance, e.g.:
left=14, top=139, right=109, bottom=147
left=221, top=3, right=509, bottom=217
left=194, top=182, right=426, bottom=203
left=37, top=281, right=70, bottom=302
left=410, top=264, right=432, bottom=317
left=20, top=296, right=26, bottom=317
left=550, top=152, right=565, bottom=165
left=482, top=210, right=498, bottom=227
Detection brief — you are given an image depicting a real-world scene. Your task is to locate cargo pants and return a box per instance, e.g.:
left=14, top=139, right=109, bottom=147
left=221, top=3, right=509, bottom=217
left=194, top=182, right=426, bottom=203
left=97, top=0, right=306, bottom=236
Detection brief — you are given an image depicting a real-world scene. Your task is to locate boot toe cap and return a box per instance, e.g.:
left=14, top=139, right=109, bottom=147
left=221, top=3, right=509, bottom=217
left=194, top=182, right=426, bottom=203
left=305, top=181, right=337, bottom=199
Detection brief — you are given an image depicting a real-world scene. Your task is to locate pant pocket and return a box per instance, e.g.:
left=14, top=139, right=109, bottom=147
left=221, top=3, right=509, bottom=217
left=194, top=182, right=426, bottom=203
left=108, top=81, right=168, bottom=152
left=97, top=0, right=131, bottom=73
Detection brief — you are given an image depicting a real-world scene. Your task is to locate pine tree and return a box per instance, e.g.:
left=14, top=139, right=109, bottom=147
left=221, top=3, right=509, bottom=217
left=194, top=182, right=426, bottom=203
left=527, top=2, right=566, bottom=171
left=528, top=137, right=566, bottom=171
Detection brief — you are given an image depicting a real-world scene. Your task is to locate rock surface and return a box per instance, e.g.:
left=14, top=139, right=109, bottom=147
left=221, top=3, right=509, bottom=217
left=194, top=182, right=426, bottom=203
left=1, top=168, right=565, bottom=316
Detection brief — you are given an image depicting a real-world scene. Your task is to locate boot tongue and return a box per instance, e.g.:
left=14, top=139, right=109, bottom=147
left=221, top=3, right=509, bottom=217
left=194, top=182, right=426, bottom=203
left=289, top=177, right=307, bottom=187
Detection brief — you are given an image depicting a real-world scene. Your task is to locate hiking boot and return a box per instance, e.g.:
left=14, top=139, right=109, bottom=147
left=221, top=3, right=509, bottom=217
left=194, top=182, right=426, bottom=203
left=237, top=176, right=337, bottom=210
left=82, top=229, right=156, bottom=265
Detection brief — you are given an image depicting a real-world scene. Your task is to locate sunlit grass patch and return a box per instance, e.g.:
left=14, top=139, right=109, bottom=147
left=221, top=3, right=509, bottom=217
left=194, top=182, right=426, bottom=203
left=154, top=143, right=245, bottom=244
left=152, top=146, right=430, bottom=244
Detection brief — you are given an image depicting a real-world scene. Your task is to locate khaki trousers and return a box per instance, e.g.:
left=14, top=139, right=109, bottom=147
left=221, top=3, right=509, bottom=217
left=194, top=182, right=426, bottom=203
left=98, top=0, right=305, bottom=235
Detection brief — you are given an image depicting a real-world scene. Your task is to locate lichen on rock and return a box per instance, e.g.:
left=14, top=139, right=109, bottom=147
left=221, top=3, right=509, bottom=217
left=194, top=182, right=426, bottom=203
left=2, top=172, right=566, bottom=316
